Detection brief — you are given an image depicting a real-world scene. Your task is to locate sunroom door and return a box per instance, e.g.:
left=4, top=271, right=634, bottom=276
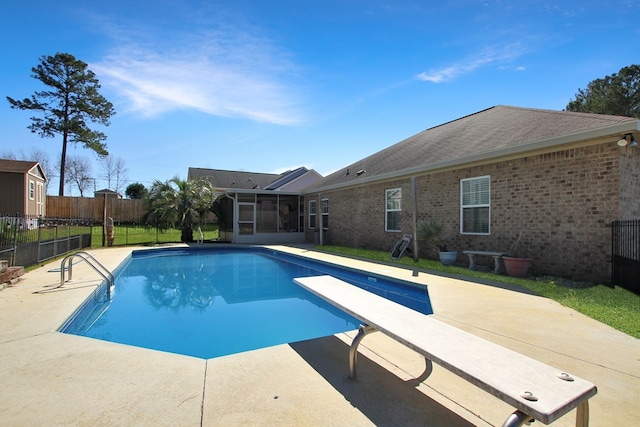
left=238, top=202, right=256, bottom=236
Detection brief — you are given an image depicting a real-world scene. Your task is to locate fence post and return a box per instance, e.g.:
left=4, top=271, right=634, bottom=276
left=11, top=214, right=19, bottom=266
left=611, top=220, right=618, bottom=287
left=55, top=220, right=59, bottom=257
left=102, top=194, right=107, bottom=247
left=37, top=216, right=42, bottom=263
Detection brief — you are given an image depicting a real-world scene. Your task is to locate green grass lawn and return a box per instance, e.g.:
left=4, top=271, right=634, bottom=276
left=90, top=223, right=219, bottom=247
left=315, top=245, right=640, bottom=339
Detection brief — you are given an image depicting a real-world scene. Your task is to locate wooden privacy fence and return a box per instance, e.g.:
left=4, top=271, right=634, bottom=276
left=47, top=196, right=146, bottom=223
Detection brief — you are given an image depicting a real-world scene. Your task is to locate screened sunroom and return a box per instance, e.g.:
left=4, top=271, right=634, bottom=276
left=217, top=190, right=305, bottom=244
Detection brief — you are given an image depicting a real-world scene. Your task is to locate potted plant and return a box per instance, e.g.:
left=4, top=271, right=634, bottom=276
left=503, top=231, right=533, bottom=277
left=417, top=220, right=458, bottom=266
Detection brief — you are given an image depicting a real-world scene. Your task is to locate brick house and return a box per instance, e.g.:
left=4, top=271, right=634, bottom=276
left=0, top=159, right=47, bottom=217
left=302, top=106, right=640, bottom=282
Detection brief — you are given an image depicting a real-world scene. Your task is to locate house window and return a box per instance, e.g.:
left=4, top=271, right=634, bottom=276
left=29, top=180, right=35, bottom=200
left=309, top=199, right=316, bottom=229
left=385, top=188, right=402, bottom=232
left=321, top=198, right=329, bottom=229
left=461, top=176, right=490, bottom=234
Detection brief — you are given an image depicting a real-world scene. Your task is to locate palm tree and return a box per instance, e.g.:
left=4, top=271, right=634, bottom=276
left=144, top=177, right=217, bottom=242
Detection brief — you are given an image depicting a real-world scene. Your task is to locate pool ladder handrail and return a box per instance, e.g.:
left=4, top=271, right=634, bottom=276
left=59, top=251, right=115, bottom=297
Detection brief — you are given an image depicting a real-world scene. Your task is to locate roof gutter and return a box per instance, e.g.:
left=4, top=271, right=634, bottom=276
left=221, top=188, right=303, bottom=197
left=305, top=119, right=640, bottom=194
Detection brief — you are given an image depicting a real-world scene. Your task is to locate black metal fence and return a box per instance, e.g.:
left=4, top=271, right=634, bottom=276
left=1, top=214, right=221, bottom=270
left=0, top=215, right=93, bottom=268
left=611, top=219, right=640, bottom=294
left=99, top=221, right=219, bottom=246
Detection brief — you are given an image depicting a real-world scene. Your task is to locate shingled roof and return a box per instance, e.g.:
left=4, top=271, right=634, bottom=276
left=188, top=168, right=279, bottom=190
left=264, top=167, right=310, bottom=190
left=312, top=105, right=636, bottom=190
left=188, top=166, right=323, bottom=192
left=0, top=159, right=47, bottom=180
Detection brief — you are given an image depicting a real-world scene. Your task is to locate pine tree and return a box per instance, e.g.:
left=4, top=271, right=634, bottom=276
left=7, top=53, right=115, bottom=195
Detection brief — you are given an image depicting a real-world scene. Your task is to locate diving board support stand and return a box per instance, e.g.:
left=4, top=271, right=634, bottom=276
left=349, top=324, right=377, bottom=380
left=294, top=275, right=597, bottom=427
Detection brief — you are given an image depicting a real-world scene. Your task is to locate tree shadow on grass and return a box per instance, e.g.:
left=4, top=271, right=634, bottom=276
left=289, top=335, right=476, bottom=427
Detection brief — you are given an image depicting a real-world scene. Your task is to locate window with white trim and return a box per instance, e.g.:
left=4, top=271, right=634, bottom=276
left=461, top=176, right=490, bottom=234
left=29, top=180, right=35, bottom=200
left=308, top=199, right=317, bottom=229
left=321, top=198, right=329, bottom=229
left=385, top=188, right=402, bottom=232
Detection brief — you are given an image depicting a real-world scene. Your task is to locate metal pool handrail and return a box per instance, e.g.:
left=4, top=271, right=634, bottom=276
left=59, top=251, right=115, bottom=297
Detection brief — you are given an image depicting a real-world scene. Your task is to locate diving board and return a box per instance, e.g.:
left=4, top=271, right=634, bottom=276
left=294, top=275, right=597, bottom=427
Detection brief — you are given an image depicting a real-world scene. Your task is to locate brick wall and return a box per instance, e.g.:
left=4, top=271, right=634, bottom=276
left=305, top=143, right=638, bottom=283
left=619, top=147, right=640, bottom=218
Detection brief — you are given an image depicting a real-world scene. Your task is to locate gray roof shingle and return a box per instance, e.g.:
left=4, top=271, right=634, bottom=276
left=313, top=105, right=635, bottom=189
left=0, top=159, right=46, bottom=181
left=188, top=168, right=280, bottom=190
left=0, top=159, right=39, bottom=174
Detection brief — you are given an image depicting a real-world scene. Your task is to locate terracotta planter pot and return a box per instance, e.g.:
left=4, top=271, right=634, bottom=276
left=503, top=256, right=533, bottom=277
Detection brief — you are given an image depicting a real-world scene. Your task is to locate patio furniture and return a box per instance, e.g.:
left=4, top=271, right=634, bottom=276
left=463, top=250, right=506, bottom=273
left=390, top=234, right=412, bottom=259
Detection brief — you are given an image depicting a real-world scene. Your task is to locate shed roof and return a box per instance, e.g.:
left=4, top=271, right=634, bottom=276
left=94, top=189, right=122, bottom=198
left=311, top=105, right=637, bottom=190
left=0, top=159, right=47, bottom=181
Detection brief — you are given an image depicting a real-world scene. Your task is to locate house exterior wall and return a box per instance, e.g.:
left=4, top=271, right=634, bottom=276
left=305, top=142, right=634, bottom=283
left=25, top=173, right=38, bottom=216
left=26, top=167, right=46, bottom=217
left=0, top=172, right=26, bottom=214
left=305, top=179, right=410, bottom=250
left=0, top=164, right=46, bottom=216
left=619, top=148, right=640, bottom=219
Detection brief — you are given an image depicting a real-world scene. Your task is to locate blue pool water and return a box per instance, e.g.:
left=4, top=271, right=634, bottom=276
left=61, top=247, right=432, bottom=359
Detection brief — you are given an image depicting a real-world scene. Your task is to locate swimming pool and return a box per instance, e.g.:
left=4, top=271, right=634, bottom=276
left=60, top=247, right=432, bottom=359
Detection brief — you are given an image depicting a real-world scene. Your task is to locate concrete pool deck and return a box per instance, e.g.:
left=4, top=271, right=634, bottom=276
left=0, top=245, right=638, bottom=426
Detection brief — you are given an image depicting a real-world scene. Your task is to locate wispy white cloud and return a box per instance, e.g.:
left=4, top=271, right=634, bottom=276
left=416, top=45, right=525, bottom=83
left=92, top=22, right=305, bottom=125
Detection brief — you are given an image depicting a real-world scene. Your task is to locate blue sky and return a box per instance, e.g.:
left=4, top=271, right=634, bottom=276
left=1, top=0, right=639, bottom=195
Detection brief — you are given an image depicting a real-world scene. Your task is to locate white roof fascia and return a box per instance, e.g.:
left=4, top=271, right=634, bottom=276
left=221, top=188, right=302, bottom=196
